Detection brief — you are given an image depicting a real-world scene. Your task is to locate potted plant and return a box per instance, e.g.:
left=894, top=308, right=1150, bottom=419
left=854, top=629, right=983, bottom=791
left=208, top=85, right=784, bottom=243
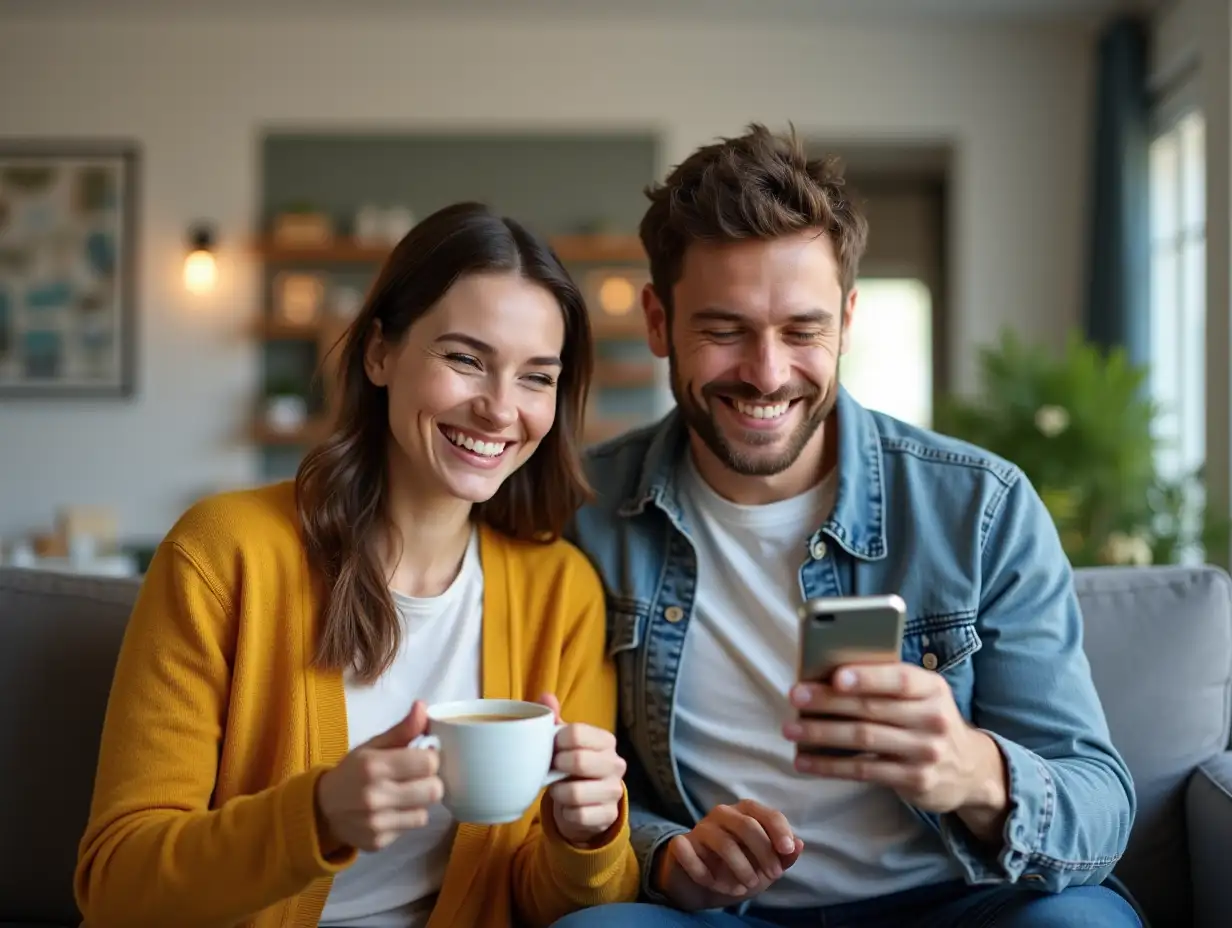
left=263, top=376, right=310, bottom=434
left=935, top=330, right=1227, bottom=567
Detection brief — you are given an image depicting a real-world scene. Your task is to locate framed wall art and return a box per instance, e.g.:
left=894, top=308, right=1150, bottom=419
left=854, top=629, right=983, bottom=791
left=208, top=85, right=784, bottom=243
left=0, top=141, right=139, bottom=397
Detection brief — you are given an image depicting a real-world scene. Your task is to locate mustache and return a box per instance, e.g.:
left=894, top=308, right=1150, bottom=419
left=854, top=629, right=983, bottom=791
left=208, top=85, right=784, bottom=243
left=701, top=381, right=819, bottom=404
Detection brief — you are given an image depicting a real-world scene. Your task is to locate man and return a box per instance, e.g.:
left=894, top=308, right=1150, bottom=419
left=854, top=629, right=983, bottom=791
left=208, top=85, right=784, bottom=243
left=558, top=124, right=1139, bottom=927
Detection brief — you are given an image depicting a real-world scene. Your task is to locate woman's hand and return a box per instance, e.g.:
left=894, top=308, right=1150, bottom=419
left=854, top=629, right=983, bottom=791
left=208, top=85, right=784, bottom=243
left=315, top=700, right=443, bottom=852
left=539, top=693, right=627, bottom=847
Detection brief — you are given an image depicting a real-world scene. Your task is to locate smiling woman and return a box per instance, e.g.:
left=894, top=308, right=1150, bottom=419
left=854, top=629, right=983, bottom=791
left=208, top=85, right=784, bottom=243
left=73, top=202, right=639, bottom=928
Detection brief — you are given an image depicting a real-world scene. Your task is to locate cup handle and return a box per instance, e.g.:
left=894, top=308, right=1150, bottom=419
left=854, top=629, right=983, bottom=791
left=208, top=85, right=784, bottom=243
left=543, top=722, right=569, bottom=786
left=410, top=734, right=440, bottom=751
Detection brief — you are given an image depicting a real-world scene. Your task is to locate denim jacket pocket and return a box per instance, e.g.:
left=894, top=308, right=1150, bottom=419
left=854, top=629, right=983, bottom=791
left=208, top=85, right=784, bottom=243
left=901, top=613, right=981, bottom=674
left=607, top=597, right=647, bottom=656
left=608, top=599, right=648, bottom=730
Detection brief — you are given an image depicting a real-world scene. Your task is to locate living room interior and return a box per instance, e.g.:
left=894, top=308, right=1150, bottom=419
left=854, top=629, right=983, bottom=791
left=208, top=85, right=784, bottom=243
left=1, top=0, right=1230, bottom=926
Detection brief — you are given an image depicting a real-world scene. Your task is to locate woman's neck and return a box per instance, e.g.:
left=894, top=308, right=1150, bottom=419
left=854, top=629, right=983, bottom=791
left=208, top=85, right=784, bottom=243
left=381, top=466, right=475, bottom=598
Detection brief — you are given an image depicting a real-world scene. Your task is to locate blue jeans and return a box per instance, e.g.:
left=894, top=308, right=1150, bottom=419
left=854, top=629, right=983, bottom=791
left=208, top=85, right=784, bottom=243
left=550, top=879, right=1142, bottom=928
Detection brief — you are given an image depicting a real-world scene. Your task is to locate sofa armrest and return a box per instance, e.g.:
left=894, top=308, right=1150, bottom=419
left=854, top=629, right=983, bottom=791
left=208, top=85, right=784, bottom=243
left=1187, top=751, right=1232, bottom=927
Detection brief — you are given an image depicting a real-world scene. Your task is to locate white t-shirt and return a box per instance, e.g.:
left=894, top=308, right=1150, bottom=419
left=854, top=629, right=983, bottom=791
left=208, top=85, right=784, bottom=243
left=675, top=454, right=961, bottom=908
left=318, top=530, right=483, bottom=928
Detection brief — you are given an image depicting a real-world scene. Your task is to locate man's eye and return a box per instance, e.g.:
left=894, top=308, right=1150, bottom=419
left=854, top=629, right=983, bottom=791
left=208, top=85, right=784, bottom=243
left=786, top=330, right=823, bottom=343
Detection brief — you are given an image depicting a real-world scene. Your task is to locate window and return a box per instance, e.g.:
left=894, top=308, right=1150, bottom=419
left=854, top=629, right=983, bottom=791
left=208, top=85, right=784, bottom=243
left=841, top=277, right=934, bottom=428
left=1149, top=109, right=1206, bottom=479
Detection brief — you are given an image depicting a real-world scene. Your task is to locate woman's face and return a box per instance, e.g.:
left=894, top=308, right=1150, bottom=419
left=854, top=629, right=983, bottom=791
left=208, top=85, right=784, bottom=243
left=364, top=271, right=566, bottom=505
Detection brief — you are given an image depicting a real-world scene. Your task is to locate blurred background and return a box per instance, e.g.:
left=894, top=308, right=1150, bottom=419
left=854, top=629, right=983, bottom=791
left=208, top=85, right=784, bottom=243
left=0, top=0, right=1221, bottom=574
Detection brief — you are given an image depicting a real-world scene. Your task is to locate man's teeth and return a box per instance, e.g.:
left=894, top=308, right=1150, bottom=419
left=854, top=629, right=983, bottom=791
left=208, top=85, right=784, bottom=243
left=733, top=400, right=790, bottom=420
left=445, top=429, right=506, bottom=457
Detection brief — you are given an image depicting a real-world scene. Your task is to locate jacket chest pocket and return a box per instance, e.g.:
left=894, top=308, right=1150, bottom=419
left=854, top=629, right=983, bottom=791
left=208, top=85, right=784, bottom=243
left=607, top=601, right=646, bottom=731
left=901, top=615, right=981, bottom=675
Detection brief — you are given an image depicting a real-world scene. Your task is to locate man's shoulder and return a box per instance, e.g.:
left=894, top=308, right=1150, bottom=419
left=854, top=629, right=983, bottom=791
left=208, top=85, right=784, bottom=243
left=580, top=418, right=668, bottom=513
left=867, top=409, right=1022, bottom=491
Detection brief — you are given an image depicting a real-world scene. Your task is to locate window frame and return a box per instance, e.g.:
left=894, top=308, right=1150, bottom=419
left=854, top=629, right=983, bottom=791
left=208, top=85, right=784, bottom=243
left=1148, top=101, right=1206, bottom=483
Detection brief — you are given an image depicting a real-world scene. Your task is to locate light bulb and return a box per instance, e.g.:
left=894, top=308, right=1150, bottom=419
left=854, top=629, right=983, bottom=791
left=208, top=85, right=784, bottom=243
left=184, top=249, right=217, bottom=294
left=598, top=276, right=636, bottom=315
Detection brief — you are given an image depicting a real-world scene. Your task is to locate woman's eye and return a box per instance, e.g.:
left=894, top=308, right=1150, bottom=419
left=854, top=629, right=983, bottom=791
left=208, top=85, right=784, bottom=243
left=527, top=373, right=557, bottom=387
left=447, top=353, right=482, bottom=369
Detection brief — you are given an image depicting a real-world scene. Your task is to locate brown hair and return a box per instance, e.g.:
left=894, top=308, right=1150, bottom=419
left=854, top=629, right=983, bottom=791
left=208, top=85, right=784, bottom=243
left=296, top=202, right=593, bottom=683
left=639, top=122, right=870, bottom=313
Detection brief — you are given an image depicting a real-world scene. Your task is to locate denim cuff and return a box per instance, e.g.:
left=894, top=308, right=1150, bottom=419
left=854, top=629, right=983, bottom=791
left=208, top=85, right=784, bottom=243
left=630, top=819, right=690, bottom=902
left=940, top=729, right=1055, bottom=885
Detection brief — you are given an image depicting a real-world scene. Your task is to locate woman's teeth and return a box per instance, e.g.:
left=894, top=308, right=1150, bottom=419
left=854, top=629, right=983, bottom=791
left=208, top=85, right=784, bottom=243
left=445, top=429, right=506, bottom=457
left=733, top=400, right=790, bottom=420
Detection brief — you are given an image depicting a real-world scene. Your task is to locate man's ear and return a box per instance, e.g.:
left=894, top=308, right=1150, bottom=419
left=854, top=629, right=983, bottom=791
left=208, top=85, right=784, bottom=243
left=363, top=320, right=390, bottom=386
left=643, top=284, right=669, bottom=360
left=839, top=286, right=858, bottom=356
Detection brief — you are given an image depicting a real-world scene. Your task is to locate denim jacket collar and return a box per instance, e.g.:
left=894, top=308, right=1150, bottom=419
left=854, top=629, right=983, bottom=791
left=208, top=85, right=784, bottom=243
left=616, top=386, right=887, bottom=561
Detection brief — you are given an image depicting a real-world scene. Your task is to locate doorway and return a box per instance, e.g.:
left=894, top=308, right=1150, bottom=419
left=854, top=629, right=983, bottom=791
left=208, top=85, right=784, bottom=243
left=808, top=142, right=951, bottom=428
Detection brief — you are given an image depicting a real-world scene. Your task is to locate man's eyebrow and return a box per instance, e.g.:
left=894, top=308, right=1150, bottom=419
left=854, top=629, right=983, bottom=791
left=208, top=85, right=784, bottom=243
left=436, top=332, right=561, bottom=367
left=691, top=309, right=833, bottom=325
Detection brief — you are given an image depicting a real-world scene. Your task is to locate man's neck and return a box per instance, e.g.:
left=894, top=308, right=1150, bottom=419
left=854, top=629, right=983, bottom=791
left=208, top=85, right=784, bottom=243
left=687, top=416, right=838, bottom=507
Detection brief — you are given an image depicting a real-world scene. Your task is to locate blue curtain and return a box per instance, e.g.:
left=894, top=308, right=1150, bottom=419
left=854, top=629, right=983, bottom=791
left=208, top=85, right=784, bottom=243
left=1084, top=17, right=1151, bottom=365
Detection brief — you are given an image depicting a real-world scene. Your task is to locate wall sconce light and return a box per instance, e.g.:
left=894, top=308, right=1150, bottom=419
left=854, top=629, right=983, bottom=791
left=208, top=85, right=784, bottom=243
left=184, top=223, right=217, bottom=294
left=597, top=275, right=637, bottom=316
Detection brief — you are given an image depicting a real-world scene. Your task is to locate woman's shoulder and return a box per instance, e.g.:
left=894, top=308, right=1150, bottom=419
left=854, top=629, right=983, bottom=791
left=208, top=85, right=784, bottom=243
left=484, top=528, right=604, bottom=597
left=162, top=480, right=302, bottom=564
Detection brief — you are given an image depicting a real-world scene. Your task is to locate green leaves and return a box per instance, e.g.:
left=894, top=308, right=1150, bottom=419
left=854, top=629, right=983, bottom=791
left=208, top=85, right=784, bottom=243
left=935, top=330, right=1221, bottom=567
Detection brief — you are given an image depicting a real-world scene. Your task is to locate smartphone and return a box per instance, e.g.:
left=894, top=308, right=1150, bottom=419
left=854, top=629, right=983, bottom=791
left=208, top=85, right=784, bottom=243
left=795, top=594, right=907, bottom=757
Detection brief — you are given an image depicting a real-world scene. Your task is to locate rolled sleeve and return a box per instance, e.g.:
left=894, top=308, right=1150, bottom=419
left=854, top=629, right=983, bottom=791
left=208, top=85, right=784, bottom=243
left=938, top=471, right=1135, bottom=892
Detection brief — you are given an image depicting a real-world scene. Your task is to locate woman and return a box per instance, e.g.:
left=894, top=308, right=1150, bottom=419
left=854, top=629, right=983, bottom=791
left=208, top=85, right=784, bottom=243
left=74, top=202, right=639, bottom=928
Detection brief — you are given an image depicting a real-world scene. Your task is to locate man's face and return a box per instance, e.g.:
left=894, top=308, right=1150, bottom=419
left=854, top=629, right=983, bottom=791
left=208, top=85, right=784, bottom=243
left=644, top=230, right=856, bottom=478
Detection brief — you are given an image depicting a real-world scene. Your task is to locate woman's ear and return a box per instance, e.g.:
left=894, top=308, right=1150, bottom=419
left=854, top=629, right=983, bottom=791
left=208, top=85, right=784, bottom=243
left=363, top=320, right=390, bottom=386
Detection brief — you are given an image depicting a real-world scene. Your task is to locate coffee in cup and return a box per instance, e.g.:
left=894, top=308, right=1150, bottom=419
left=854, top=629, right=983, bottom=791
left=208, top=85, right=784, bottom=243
left=412, top=698, right=566, bottom=824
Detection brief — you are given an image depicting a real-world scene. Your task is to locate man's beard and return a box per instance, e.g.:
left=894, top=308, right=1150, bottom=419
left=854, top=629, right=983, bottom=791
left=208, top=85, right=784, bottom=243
left=667, top=350, right=839, bottom=477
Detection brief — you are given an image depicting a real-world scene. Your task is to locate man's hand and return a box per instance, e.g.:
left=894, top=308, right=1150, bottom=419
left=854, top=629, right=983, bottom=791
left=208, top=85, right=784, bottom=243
left=654, top=800, right=804, bottom=912
left=785, top=663, right=1010, bottom=842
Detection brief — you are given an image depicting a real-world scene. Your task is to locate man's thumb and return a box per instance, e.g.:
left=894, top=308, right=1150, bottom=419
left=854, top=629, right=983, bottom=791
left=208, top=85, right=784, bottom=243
left=365, top=700, right=429, bottom=750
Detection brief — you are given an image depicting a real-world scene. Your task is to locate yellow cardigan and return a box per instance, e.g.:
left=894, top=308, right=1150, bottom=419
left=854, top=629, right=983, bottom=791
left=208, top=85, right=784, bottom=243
left=74, top=481, right=639, bottom=927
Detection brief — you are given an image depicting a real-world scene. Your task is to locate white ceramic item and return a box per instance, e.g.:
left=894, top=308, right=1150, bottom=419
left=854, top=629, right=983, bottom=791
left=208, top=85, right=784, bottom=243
left=414, top=698, right=566, bottom=824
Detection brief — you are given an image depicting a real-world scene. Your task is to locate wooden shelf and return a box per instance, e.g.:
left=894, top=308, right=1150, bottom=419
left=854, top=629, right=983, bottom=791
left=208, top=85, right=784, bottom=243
left=551, top=234, right=645, bottom=264
left=259, top=318, right=351, bottom=342
left=590, top=313, right=647, bottom=340
left=253, top=234, right=645, bottom=266
left=251, top=419, right=332, bottom=446
left=260, top=319, right=325, bottom=340
left=583, top=417, right=643, bottom=445
left=255, top=239, right=389, bottom=263
left=594, top=359, right=657, bottom=389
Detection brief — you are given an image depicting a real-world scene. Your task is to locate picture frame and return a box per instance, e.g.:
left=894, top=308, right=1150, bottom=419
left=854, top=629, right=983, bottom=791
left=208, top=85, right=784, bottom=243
left=0, top=140, right=140, bottom=398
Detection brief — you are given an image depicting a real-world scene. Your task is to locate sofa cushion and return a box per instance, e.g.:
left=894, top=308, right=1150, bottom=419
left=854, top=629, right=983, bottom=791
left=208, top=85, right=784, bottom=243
left=0, top=568, right=140, bottom=925
left=1075, top=565, right=1232, bottom=928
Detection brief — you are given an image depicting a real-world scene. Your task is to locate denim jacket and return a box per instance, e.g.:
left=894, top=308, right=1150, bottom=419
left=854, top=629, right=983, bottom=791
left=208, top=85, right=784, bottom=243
left=568, top=387, right=1135, bottom=903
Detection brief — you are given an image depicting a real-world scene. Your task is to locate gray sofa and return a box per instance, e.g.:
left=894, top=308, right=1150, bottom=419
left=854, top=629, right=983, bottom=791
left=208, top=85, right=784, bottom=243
left=0, top=564, right=1229, bottom=928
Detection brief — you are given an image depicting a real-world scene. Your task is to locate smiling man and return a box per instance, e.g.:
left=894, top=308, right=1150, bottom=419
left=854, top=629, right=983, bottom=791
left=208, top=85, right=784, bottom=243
left=559, top=125, right=1139, bottom=927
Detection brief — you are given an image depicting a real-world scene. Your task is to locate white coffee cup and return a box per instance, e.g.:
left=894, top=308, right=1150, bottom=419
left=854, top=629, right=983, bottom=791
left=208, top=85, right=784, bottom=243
left=413, top=698, right=566, bottom=825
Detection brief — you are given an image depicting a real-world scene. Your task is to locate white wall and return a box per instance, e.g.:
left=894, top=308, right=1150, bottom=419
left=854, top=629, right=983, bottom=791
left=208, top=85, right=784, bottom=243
left=0, top=9, right=1093, bottom=540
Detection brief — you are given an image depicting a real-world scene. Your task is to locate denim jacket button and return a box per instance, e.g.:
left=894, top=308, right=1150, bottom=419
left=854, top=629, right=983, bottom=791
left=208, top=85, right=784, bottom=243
left=664, top=606, right=685, bottom=623
left=921, top=652, right=939, bottom=671
left=810, top=540, right=828, bottom=560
